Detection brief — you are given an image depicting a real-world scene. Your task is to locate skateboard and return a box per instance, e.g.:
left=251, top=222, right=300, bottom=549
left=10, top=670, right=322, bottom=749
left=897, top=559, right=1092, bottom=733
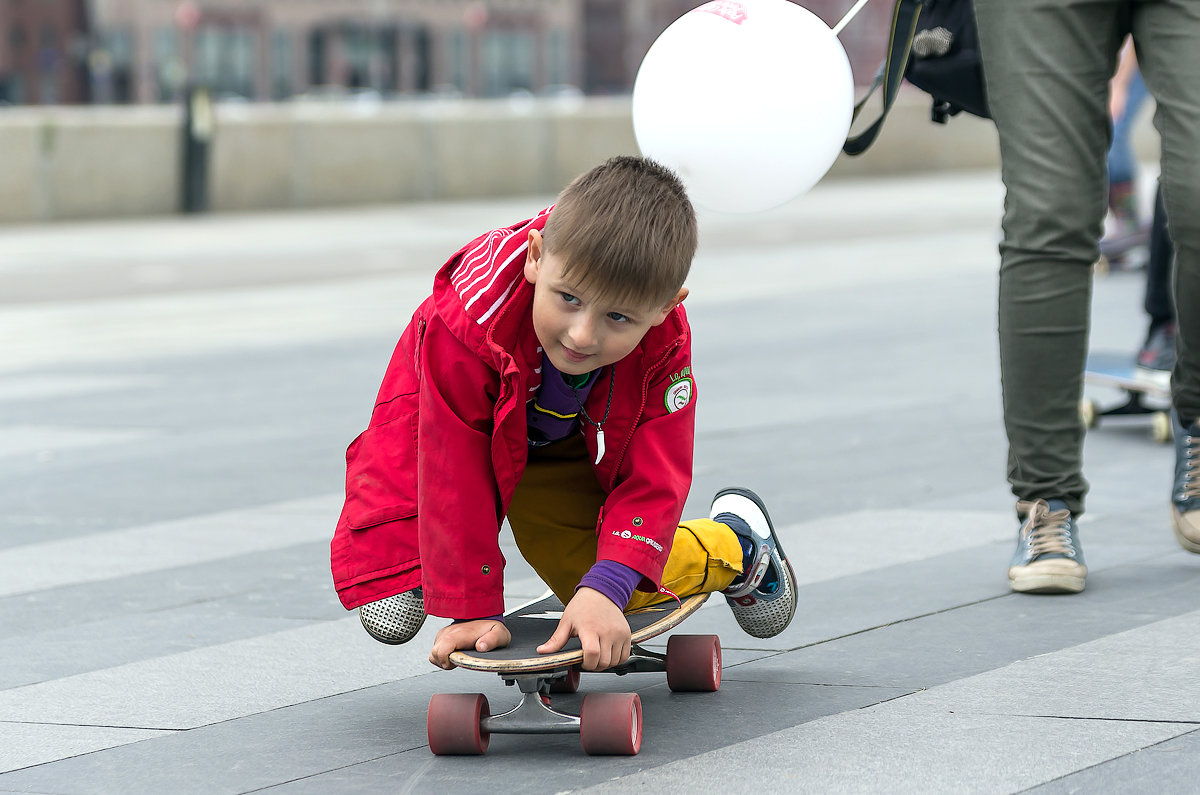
left=426, top=590, right=720, bottom=756
left=1081, top=350, right=1172, bottom=442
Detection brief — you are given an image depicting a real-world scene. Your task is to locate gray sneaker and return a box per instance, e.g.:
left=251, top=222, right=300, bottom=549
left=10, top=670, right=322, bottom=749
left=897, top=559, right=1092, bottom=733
left=712, top=488, right=797, bottom=638
left=1170, top=410, right=1200, bottom=554
left=359, top=588, right=426, bottom=645
left=1008, top=499, right=1086, bottom=594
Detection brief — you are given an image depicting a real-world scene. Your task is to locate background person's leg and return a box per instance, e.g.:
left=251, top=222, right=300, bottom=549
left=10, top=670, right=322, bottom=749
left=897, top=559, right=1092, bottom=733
left=975, top=0, right=1125, bottom=514
left=1134, top=0, right=1200, bottom=423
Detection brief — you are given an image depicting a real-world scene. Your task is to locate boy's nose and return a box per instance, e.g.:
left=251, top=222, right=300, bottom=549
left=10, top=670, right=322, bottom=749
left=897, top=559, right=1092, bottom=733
left=567, top=317, right=598, bottom=350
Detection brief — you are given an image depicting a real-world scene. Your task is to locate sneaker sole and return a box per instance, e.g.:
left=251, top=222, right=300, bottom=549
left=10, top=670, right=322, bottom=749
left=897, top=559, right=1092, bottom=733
left=714, top=487, right=798, bottom=638
left=1170, top=507, right=1200, bottom=554
left=1009, top=572, right=1086, bottom=594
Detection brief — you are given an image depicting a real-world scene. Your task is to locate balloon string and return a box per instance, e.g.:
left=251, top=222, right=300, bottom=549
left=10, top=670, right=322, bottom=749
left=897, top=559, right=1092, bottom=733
left=832, top=0, right=872, bottom=36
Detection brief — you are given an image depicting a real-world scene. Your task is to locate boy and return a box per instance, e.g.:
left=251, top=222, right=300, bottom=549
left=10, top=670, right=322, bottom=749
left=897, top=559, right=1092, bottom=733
left=331, top=156, right=796, bottom=671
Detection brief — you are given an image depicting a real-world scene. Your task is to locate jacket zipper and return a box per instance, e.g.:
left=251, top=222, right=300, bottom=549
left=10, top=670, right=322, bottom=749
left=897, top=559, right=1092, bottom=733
left=607, top=337, right=684, bottom=486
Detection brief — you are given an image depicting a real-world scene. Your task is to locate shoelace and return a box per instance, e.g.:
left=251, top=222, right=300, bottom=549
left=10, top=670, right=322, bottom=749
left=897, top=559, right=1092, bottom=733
left=1016, top=499, right=1076, bottom=559
left=1182, top=430, right=1200, bottom=501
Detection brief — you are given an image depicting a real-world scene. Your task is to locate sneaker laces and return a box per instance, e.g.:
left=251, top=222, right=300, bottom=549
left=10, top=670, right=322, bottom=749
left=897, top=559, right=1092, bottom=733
left=1015, top=500, right=1076, bottom=559
left=1182, top=430, right=1200, bottom=501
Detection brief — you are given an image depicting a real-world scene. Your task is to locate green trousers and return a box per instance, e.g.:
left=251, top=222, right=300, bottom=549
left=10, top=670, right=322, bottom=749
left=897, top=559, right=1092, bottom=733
left=975, top=0, right=1200, bottom=514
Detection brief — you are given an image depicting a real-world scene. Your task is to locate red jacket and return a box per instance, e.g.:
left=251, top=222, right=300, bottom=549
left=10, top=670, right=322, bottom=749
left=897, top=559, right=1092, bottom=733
left=330, top=208, right=698, bottom=619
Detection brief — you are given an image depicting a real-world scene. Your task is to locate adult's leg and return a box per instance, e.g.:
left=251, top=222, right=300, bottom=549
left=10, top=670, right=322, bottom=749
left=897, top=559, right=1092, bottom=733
left=1144, top=183, right=1174, bottom=325
left=974, top=0, right=1126, bottom=514
left=1134, top=0, right=1200, bottom=422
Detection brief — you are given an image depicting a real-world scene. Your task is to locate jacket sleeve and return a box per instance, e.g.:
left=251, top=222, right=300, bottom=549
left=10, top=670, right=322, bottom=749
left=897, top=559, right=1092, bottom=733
left=595, top=337, right=696, bottom=590
left=415, top=314, right=510, bottom=620
left=330, top=308, right=427, bottom=610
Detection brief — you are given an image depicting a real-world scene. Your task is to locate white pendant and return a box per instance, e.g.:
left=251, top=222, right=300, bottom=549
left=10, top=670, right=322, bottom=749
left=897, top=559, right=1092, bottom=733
left=594, top=428, right=605, bottom=464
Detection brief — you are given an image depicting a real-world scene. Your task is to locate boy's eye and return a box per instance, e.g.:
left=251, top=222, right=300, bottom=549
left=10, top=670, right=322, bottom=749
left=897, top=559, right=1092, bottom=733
left=560, top=292, right=580, bottom=306
left=607, top=312, right=630, bottom=323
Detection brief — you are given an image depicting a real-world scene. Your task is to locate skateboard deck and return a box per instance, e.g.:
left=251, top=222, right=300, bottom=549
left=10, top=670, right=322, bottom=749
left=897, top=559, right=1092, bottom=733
left=1082, top=350, right=1171, bottom=442
left=449, top=590, right=709, bottom=672
left=428, top=590, right=721, bottom=756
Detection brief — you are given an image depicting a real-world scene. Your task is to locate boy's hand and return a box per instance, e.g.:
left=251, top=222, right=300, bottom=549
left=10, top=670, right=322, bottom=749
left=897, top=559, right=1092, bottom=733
left=429, top=619, right=511, bottom=670
left=537, top=587, right=631, bottom=671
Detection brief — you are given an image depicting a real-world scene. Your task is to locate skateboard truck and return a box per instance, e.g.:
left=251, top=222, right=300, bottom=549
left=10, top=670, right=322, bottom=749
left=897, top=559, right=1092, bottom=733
left=489, top=673, right=581, bottom=735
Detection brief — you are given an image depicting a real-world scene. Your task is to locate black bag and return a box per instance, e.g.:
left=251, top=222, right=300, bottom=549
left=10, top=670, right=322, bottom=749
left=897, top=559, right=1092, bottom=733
left=843, top=0, right=989, bottom=156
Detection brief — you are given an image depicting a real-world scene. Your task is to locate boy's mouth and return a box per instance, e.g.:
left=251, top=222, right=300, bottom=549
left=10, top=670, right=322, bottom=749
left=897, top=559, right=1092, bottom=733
left=561, top=346, right=591, bottom=363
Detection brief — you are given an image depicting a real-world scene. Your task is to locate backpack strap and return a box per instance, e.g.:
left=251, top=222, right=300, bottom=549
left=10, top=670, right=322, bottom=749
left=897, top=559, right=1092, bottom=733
left=842, top=0, right=924, bottom=156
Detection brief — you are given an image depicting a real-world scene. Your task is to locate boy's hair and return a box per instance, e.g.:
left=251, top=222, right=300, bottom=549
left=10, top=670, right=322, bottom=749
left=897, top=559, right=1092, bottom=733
left=542, top=156, right=697, bottom=308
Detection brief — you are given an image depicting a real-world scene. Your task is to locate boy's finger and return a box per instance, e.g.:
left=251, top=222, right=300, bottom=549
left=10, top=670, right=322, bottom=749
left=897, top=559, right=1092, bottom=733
left=536, top=618, right=574, bottom=654
left=477, top=622, right=508, bottom=652
left=580, top=633, right=603, bottom=671
left=428, top=643, right=453, bottom=670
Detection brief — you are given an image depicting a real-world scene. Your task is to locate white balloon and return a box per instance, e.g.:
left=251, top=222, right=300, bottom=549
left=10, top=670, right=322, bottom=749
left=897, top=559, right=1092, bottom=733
left=632, top=0, right=854, bottom=213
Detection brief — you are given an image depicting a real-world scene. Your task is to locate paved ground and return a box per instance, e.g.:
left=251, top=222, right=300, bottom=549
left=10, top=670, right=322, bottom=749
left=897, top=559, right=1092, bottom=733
left=1, top=171, right=1198, bottom=793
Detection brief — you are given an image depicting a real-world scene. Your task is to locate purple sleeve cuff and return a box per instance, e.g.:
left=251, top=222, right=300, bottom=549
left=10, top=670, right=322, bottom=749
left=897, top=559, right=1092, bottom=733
left=452, top=615, right=505, bottom=624
left=577, top=560, right=643, bottom=610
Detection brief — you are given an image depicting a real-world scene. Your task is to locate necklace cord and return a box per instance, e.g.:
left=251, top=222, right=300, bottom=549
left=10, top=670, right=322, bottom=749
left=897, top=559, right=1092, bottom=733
left=572, top=367, right=613, bottom=429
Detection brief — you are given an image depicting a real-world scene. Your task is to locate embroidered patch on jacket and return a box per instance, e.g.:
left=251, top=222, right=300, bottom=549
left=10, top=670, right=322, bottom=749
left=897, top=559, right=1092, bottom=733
left=665, top=377, right=693, bottom=413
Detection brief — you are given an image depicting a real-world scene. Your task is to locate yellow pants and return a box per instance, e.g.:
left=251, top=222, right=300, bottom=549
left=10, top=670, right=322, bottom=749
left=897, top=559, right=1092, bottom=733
left=507, top=435, right=742, bottom=610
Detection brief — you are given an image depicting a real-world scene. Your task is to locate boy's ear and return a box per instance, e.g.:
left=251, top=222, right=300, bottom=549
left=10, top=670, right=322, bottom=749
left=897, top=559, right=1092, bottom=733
left=524, top=229, right=543, bottom=284
left=650, top=287, right=689, bottom=326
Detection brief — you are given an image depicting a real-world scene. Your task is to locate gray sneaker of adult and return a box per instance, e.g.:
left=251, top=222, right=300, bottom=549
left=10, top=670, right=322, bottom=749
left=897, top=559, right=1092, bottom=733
left=712, top=487, right=797, bottom=639
left=1008, top=499, right=1087, bottom=594
left=359, top=588, right=426, bottom=645
left=1170, top=410, right=1200, bottom=554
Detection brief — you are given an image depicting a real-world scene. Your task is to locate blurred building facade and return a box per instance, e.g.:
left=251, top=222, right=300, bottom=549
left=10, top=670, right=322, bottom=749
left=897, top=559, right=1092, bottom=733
left=0, top=0, right=90, bottom=104
left=0, top=0, right=891, bottom=106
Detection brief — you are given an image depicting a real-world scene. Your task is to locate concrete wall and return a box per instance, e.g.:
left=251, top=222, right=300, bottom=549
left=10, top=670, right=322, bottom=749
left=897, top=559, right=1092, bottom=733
left=0, top=92, right=1161, bottom=224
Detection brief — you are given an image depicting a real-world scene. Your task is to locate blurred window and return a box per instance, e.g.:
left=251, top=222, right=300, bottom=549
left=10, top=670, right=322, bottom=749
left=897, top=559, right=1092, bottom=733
left=307, top=28, right=326, bottom=86
left=482, top=29, right=534, bottom=96
left=6, top=74, right=26, bottom=104
left=153, top=27, right=183, bottom=101
left=195, top=26, right=255, bottom=98
left=271, top=29, right=291, bottom=99
left=195, top=28, right=220, bottom=84
left=228, top=28, right=254, bottom=97
left=446, top=29, right=467, bottom=93
left=545, top=29, right=567, bottom=87
left=106, top=29, right=132, bottom=65
left=38, top=67, right=56, bottom=103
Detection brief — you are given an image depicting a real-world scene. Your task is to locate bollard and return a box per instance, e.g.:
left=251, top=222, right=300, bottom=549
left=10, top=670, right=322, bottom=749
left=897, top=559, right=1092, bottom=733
left=181, top=84, right=214, bottom=213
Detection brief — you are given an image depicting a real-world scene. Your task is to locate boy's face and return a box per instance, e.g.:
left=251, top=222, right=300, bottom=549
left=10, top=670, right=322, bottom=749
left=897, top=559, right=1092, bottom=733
left=524, top=230, right=688, bottom=377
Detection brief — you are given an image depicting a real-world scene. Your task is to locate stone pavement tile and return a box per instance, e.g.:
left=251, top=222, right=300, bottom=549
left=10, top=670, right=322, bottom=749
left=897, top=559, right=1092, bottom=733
left=0, top=723, right=168, bottom=775
left=727, top=559, right=1200, bottom=689
left=0, top=610, right=312, bottom=690
left=0, top=542, right=340, bottom=639
left=0, top=617, right=439, bottom=730
left=0, top=274, right=433, bottom=375
left=609, top=611, right=1200, bottom=793
left=0, top=495, right=340, bottom=597
left=572, top=710, right=1186, bottom=795
left=903, top=609, right=1200, bottom=722
left=0, top=424, right=153, bottom=462
left=1033, top=730, right=1200, bottom=793
left=781, top=509, right=1015, bottom=588
left=0, top=664, right=901, bottom=794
